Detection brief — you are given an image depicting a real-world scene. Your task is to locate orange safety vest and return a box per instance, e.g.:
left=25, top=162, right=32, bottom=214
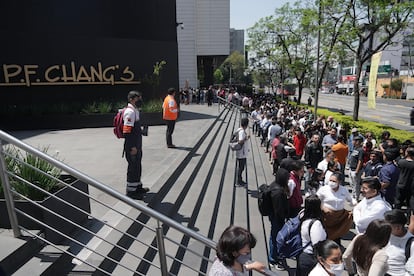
left=163, top=95, right=178, bottom=120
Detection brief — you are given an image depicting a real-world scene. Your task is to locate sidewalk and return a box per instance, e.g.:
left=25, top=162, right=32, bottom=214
left=8, top=104, right=221, bottom=219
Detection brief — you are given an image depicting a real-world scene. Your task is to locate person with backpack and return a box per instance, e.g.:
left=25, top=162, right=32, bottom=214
left=384, top=209, right=414, bottom=276
left=268, top=168, right=290, bottom=270
left=123, top=91, right=149, bottom=200
left=287, top=160, right=305, bottom=218
left=296, top=195, right=327, bottom=276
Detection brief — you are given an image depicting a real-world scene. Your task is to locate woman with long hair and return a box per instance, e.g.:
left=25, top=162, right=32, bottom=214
left=343, top=219, right=392, bottom=275
left=306, top=168, right=324, bottom=196
left=296, top=195, right=327, bottom=276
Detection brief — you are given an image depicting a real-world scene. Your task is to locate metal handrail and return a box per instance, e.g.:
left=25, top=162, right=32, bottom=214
left=0, top=130, right=216, bottom=249
left=0, top=129, right=217, bottom=275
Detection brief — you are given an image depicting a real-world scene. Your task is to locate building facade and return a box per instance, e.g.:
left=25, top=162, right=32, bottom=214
left=230, top=28, right=245, bottom=54
left=176, top=0, right=230, bottom=89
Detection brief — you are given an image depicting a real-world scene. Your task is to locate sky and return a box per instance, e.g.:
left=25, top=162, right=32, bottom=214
left=230, top=0, right=291, bottom=31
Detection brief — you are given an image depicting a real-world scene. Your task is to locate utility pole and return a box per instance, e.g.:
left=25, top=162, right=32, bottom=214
left=314, top=0, right=321, bottom=121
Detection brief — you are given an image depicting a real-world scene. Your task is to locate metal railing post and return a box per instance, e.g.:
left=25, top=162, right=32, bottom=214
left=156, top=220, right=168, bottom=276
left=0, top=141, right=21, bottom=237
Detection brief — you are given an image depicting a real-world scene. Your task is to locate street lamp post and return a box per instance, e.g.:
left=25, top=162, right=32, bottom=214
left=314, top=0, right=322, bottom=121
left=229, top=65, right=232, bottom=88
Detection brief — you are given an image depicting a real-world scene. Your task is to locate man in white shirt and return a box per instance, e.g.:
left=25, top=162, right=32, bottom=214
left=353, top=177, right=391, bottom=234
left=235, top=118, right=250, bottom=186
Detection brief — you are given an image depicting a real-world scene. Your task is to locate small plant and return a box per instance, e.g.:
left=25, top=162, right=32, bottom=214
left=81, top=102, right=113, bottom=114
left=140, top=98, right=163, bottom=113
left=0, top=146, right=62, bottom=201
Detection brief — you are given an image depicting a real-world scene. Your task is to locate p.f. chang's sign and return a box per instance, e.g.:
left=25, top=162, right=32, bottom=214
left=0, top=62, right=140, bottom=87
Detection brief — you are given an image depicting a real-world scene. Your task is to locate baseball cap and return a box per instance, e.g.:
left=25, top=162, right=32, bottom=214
left=351, top=128, right=358, bottom=133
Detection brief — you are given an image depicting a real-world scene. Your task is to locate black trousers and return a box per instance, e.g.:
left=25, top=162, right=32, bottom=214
left=237, top=158, right=246, bottom=182
left=165, top=119, right=176, bottom=146
left=125, top=147, right=142, bottom=191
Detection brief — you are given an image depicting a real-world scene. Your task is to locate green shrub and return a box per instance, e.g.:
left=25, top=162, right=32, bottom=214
left=140, top=98, right=163, bottom=113
left=81, top=102, right=113, bottom=114
left=311, top=107, right=414, bottom=142
left=0, top=146, right=62, bottom=201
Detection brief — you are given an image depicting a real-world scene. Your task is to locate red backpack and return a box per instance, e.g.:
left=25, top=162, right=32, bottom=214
left=113, top=108, right=126, bottom=139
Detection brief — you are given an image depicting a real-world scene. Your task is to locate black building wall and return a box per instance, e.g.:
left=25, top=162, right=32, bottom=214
left=0, top=0, right=179, bottom=107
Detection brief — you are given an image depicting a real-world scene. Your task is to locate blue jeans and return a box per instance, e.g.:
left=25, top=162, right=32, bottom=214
left=269, top=215, right=284, bottom=263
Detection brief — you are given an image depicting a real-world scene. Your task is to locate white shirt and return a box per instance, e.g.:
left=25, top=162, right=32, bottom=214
left=387, top=232, right=414, bottom=276
left=267, top=124, right=282, bottom=141
left=288, top=179, right=296, bottom=198
left=123, top=103, right=139, bottom=127
left=301, top=219, right=327, bottom=254
left=353, top=194, right=392, bottom=234
left=317, top=159, right=328, bottom=172
left=317, top=185, right=354, bottom=211
left=309, top=263, right=330, bottom=276
left=235, top=128, right=249, bottom=159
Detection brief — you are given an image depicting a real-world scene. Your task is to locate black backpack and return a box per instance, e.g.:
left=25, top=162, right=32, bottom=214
left=258, top=184, right=273, bottom=216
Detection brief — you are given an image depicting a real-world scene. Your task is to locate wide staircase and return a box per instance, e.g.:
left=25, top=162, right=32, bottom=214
left=0, top=102, right=278, bottom=275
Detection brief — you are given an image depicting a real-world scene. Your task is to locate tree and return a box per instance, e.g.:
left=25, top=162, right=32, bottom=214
left=213, top=69, right=223, bottom=84
left=337, top=0, right=414, bottom=120
left=247, top=16, right=281, bottom=92
left=247, top=2, right=318, bottom=103
left=220, top=51, right=245, bottom=85
left=270, top=2, right=317, bottom=104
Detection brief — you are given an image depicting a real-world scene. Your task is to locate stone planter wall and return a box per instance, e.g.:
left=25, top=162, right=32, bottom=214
left=0, top=179, right=90, bottom=244
left=0, top=112, right=163, bottom=131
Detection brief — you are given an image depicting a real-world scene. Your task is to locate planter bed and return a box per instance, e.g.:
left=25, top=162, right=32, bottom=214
left=0, top=177, right=90, bottom=244
left=0, top=112, right=163, bottom=131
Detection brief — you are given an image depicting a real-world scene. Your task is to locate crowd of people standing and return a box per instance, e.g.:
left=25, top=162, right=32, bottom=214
left=246, top=93, right=414, bottom=275
left=224, top=92, right=413, bottom=275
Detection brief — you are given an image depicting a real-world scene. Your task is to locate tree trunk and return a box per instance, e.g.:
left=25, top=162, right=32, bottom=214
left=352, top=59, right=363, bottom=121
left=298, top=81, right=303, bottom=104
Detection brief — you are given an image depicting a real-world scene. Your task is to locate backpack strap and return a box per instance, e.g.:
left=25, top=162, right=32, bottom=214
left=406, top=236, right=414, bottom=261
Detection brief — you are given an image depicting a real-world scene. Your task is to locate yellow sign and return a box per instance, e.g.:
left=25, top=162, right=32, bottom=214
left=368, top=52, right=382, bottom=109
left=0, top=62, right=140, bottom=87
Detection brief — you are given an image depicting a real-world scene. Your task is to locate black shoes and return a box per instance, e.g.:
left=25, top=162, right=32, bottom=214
left=167, top=144, right=176, bottom=148
left=236, top=180, right=247, bottom=187
left=126, top=186, right=150, bottom=200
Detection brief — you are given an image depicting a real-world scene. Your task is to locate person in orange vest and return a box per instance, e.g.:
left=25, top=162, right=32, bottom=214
left=163, top=88, right=179, bottom=148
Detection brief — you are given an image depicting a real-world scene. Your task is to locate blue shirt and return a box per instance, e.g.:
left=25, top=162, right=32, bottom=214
left=379, top=162, right=400, bottom=204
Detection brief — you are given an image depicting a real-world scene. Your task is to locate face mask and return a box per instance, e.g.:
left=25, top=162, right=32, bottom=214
left=236, top=253, right=251, bottom=265
left=328, top=181, right=338, bottom=189
left=327, top=262, right=344, bottom=276
left=135, top=99, right=143, bottom=108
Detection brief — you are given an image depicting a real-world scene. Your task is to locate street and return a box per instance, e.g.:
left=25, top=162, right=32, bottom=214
left=301, top=89, right=414, bottom=132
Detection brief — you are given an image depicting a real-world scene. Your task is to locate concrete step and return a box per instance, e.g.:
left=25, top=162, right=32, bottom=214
left=55, top=107, right=234, bottom=275
left=0, top=229, right=44, bottom=275
left=13, top=244, right=69, bottom=276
